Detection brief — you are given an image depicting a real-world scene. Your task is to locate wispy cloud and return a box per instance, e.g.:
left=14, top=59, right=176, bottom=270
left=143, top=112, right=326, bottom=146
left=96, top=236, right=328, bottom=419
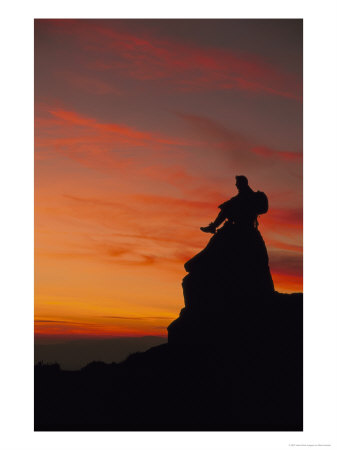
left=57, top=70, right=122, bottom=95
left=269, top=250, right=303, bottom=277
left=37, top=19, right=301, bottom=99
left=35, top=319, right=84, bottom=324
left=177, top=112, right=302, bottom=162
left=102, top=315, right=175, bottom=320
left=251, top=146, right=302, bottom=162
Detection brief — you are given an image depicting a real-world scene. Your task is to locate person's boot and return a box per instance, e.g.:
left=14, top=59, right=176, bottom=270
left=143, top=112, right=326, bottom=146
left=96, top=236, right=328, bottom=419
left=200, top=223, right=216, bottom=233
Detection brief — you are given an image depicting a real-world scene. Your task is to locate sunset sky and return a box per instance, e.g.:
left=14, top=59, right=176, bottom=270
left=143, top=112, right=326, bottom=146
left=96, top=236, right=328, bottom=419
left=34, top=19, right=302, bottom=339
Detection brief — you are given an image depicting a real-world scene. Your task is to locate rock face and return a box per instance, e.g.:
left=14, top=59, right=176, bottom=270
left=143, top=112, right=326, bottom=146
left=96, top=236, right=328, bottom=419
left=167, top=221, right=302, bottom=429
left=168, top=221, right=275, bottom=345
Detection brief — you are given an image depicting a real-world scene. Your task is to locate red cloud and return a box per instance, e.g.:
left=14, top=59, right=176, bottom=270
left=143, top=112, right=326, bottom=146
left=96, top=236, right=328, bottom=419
left=269, top=251, right=303, bottom=293
left=252, top=146, right=302, bottom=161
left=177, top=113, right=302, bottom=166
left=35, top=107, right=213, bottom=199
left=263, top=207, right=303, bottom=231
left=35, top=108, right=192, bottom=176
left=49, top=109, right=153, bottom=141
left=37, top=108, right=188, bottom=148
left=36, top=20, right=301, bottom=100
left=57, top=71, right=122, bottom=95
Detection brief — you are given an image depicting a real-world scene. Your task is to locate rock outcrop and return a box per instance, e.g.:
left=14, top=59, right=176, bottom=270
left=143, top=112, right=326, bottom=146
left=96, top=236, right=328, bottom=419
left=168, top=221, right=275, bottom=344
left=35, top=219, right=303, bottom=431
left=166, top=220, right=303, bottom=429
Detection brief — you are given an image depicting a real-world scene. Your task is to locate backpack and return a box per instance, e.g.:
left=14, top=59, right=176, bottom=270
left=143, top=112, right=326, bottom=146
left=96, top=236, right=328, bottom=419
left=254, top=191, right=268, bottom=215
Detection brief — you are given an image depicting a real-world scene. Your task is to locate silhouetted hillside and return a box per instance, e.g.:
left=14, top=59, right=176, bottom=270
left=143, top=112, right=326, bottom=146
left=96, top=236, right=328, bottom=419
left=35, top=214, right=302, bottom=431
left=35, top=335, right=167, bottom=370
left=35, top=290, right=302, bottom=431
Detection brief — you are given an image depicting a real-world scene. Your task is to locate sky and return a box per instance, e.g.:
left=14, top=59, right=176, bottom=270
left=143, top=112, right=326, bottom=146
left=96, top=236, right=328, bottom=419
left=34, top=19, right=303, bottom=340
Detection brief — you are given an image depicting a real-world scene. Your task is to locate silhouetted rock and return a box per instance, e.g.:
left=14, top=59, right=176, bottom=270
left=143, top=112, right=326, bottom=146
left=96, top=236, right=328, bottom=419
left=168, top=220, right=275, bottom=342
left=164, top=216, right=302, bottom=431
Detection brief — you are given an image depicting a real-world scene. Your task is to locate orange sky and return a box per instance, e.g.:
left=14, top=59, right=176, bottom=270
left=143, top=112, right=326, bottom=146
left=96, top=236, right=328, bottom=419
left=35, top=19, right=302, bottom=339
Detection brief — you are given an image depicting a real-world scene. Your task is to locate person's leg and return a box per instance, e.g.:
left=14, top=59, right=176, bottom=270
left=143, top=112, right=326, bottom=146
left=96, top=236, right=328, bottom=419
left=200, top=209, right=227, bottom=233
left=213, top=209, right=227, bottom=228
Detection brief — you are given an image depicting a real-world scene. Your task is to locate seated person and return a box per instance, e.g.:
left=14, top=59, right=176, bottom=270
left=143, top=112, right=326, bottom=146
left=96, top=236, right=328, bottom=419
left=201, top=175, right=267, bottom=233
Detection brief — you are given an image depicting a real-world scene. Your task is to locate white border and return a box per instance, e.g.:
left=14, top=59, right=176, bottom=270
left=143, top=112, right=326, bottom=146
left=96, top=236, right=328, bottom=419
left=1, top=1, right=337, bottom=449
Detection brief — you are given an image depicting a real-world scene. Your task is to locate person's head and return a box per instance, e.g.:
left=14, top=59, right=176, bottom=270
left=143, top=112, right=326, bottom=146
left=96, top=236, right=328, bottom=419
left=235, top=175, right=249, bottom=192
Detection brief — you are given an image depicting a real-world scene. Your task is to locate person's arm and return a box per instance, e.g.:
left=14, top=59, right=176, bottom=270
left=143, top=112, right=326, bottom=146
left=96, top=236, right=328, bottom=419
left=200, top=200, right=230, bottom=233
left=212, top=208, right=228, bottom=228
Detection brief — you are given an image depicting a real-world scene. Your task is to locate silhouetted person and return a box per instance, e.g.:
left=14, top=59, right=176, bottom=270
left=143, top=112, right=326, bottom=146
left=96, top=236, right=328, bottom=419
left=200, top=175, right=268, bottom=233
left=184, top=175, right=272, bottom=286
